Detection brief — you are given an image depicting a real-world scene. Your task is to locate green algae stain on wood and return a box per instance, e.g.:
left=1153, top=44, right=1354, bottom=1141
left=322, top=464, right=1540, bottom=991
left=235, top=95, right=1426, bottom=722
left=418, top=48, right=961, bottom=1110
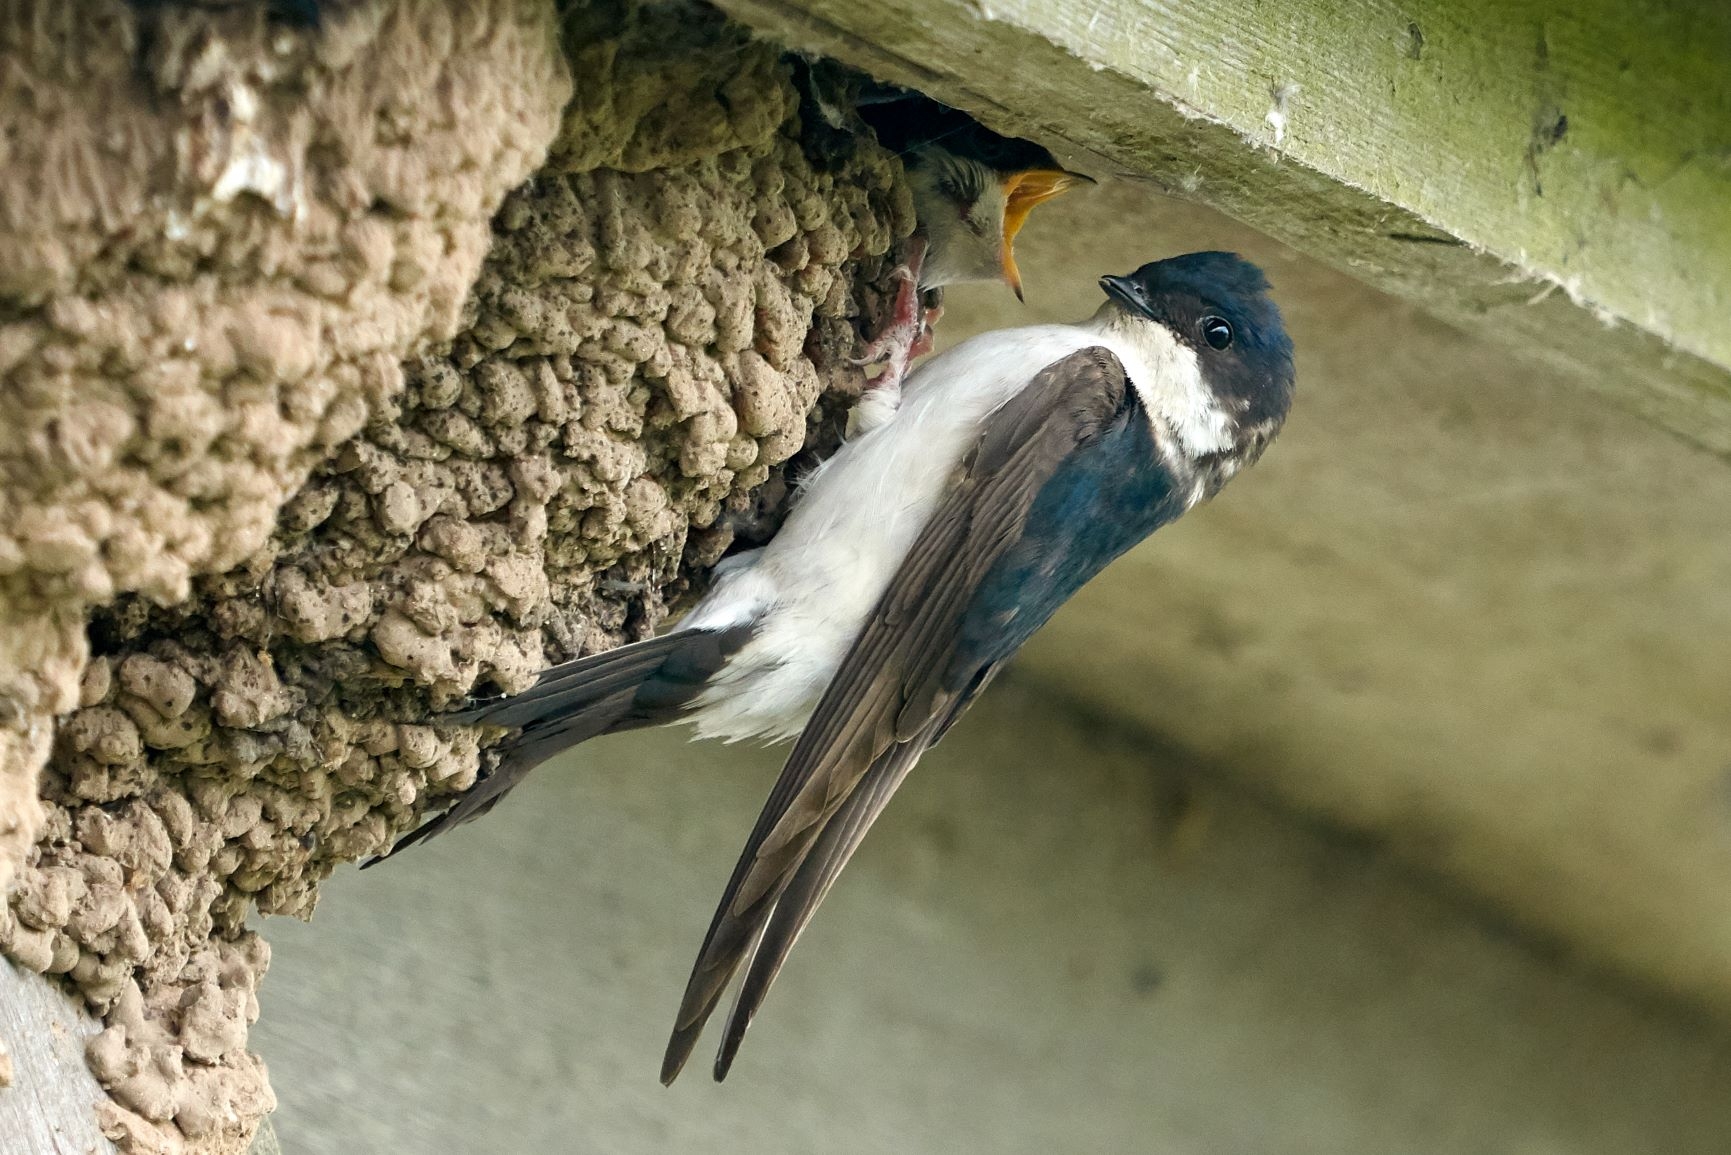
left=1000, top=0, right=1731, bottom=365
left=718, top=0, right=1731, bottom=451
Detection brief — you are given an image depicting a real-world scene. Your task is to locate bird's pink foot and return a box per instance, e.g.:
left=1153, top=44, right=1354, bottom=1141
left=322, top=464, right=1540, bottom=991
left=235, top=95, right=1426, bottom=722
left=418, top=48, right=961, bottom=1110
left=853, top=259, right=924, bottom=366
left=850, top=240, right=934, bottom=437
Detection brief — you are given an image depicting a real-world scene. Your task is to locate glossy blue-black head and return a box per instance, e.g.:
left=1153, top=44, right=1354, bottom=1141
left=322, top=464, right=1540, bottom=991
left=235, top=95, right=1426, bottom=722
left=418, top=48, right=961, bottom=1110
left=1100, top=252, right=1295, bottom=446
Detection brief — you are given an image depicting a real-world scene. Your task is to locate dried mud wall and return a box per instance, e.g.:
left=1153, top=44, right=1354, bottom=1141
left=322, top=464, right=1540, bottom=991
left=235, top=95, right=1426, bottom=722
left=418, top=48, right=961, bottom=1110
left=0, top=1, right=911, bottom=1150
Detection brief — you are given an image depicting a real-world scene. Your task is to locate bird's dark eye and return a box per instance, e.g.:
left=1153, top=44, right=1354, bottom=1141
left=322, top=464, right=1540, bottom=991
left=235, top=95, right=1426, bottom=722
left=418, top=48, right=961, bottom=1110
left=1200, top=316, right=1234, bottom=350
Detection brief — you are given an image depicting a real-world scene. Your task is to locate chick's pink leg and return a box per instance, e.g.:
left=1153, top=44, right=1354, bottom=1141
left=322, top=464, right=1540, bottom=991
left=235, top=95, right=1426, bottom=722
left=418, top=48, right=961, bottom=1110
left=850, top=238, right=930, bottom=438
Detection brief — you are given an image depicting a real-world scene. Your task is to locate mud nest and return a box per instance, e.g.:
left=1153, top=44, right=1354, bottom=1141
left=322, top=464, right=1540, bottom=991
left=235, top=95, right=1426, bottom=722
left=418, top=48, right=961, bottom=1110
left=0, top=0, right=914, bottom=1150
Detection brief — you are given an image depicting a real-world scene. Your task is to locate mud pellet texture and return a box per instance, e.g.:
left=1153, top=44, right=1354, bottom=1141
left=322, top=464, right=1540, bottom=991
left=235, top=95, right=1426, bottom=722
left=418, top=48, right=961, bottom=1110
left=0, top=2, right=913, bottom=1151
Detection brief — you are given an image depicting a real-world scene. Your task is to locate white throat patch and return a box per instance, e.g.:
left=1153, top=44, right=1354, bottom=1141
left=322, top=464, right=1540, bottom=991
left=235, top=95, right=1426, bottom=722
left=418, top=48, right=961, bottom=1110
left=1089, top=304, right=1235, bottom=457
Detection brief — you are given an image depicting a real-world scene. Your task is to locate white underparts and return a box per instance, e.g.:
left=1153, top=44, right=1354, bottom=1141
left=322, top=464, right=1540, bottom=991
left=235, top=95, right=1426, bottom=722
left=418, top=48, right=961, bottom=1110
left=675, top=313, right=1233, bottom=742
left=845, top=382, right=902, bottom=439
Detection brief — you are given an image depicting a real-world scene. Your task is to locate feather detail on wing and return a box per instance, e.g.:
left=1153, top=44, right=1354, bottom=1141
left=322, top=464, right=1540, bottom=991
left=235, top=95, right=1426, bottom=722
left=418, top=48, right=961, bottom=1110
left=661, top=346, right=1135, bottom=1083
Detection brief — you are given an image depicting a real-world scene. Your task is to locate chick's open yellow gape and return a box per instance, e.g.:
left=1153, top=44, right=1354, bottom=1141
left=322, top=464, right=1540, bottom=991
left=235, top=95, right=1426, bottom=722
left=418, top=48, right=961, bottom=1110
left=999, top=168, right=1093, bottom=297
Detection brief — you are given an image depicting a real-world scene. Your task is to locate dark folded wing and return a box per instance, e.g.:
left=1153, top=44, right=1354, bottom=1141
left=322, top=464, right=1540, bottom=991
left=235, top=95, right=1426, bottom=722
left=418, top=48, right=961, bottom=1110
left=661, top=345, right=1139, bottom=1083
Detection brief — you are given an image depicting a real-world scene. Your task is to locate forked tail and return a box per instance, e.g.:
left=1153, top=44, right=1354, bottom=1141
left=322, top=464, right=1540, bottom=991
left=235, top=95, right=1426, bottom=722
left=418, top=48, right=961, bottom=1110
left=369, top=623, right=754, bottom=863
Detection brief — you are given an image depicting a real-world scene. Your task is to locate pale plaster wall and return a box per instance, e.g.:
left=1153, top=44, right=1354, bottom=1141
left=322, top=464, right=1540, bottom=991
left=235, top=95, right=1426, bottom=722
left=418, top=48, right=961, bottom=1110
left=256, top=683, right=1731, bottom=1153
left=249, top=176, right=1731, bottom=1152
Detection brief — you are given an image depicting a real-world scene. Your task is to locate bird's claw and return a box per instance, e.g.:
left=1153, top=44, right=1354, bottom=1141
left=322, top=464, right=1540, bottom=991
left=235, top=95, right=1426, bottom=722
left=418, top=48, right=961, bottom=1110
left=849, top=242, right=939, bottom=438
left=848, top=303, right=940, bottom=434
left=849, top=260, right=923, bottom=367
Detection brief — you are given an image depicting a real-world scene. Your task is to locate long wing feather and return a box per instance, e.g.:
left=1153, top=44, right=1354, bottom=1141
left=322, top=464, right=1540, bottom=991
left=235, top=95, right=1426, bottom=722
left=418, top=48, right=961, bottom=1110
left=713, top=715, right=940, bottom=1079
left=660, top=347, right=1133, bottom=1083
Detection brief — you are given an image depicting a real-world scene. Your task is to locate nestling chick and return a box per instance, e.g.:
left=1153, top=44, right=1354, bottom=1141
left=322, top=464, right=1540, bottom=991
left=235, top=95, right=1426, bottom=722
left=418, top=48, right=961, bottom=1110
left=849, top=86, right=1093, bottom=410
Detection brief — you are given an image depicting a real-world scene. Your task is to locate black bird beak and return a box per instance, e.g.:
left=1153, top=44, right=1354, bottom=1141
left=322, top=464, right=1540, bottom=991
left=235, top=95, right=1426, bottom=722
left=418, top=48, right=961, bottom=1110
left=1099, top=273, right=1156, bottom=320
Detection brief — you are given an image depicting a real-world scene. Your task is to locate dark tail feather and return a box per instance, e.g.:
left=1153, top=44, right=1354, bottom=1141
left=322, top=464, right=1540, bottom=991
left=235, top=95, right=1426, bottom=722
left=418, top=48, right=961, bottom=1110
left=367, top=623, right=754, bottom=866
left=660, top=722, right=938, bottom=1085
left=713, top=727, right=934, bottom=1080
left=448, top=631, right=715, bottom=728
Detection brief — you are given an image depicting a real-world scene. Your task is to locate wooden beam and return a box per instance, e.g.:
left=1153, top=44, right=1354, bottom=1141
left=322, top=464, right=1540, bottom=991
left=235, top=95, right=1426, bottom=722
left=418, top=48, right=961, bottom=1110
left=0, top=960, right=119, bottom=1154
left=719, top=0, right=1731, bottom=452
left=250, top=1117, right=283, bottom=1154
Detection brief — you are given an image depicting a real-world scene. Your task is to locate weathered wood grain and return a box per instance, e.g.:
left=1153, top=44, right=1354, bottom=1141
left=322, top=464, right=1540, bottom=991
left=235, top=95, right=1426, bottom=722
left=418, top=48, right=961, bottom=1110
left=719, top=0, right=1731, bottom=452
left=248, top=1117, right=281, bottom=1155
left=0, top=959, right=119, bottom=1155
